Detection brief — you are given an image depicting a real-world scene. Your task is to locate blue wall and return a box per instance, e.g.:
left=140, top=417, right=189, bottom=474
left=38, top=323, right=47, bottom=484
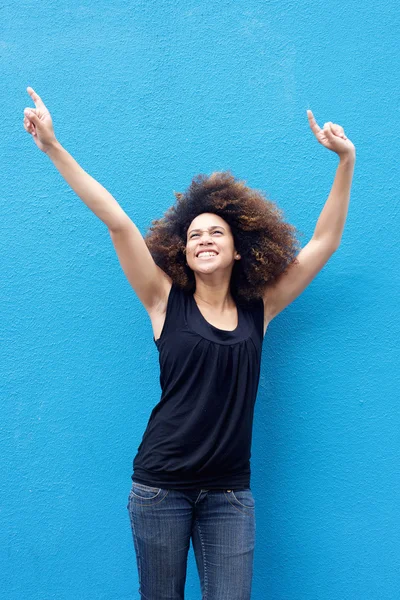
left=2, top=1, right=399, bottom=598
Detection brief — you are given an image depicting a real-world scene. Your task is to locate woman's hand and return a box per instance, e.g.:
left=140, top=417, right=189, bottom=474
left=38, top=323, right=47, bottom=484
left=307, top=110, right=355, bottom=160
left=23, top=87, right=57, bottom=153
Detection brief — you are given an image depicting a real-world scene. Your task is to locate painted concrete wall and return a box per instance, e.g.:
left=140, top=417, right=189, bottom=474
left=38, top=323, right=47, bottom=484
left=2, top=1, right=399, bottom=598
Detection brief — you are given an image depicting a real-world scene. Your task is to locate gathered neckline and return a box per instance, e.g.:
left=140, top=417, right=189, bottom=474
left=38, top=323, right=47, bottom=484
left=191, top=294, right=240, bottom=333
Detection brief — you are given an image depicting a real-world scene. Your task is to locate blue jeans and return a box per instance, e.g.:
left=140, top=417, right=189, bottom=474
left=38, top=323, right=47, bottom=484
left=127, top=481, right=256, bottom=599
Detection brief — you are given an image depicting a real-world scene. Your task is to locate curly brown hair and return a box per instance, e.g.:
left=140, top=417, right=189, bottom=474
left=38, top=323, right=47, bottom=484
left=144, top=171, right=302, bottom=303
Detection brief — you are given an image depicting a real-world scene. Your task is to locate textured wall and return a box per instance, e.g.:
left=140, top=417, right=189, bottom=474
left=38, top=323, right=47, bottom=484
left=1, top=1, right=399, bottom=598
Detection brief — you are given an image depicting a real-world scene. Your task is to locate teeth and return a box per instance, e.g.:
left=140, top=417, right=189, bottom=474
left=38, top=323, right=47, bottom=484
left=198, top=252, right=217, bottom=257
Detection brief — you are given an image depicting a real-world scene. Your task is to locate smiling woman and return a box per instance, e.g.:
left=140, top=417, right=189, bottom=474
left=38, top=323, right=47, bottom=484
left=23, top=85, right=354, bottom=599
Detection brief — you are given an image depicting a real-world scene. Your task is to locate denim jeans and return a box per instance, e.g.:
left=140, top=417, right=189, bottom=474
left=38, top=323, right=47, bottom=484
left=127, top=480, right=256, bottom=599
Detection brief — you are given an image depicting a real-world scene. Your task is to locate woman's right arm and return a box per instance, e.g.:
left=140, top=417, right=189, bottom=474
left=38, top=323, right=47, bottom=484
left=23, top=87, right=171, bottom=311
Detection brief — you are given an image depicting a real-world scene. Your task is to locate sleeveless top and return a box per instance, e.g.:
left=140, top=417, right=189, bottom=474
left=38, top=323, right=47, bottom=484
left=132, top=283, right=265, bottom=490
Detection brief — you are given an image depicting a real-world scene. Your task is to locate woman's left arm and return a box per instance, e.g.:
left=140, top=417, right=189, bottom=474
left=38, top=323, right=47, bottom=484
left=263, top=111, right=356, bottom=322
left=308, top=109, right=356, bottom=247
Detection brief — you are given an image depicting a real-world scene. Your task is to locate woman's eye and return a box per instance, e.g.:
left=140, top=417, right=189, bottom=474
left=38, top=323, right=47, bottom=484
left=190, top=230, right=222, bottom=239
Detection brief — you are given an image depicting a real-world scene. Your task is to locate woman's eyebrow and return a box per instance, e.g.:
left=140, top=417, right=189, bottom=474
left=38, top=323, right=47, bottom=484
left=188, top=226, right=226, bottom=234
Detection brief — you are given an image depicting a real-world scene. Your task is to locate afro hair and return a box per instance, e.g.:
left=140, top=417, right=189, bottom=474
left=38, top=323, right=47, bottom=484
left=144, top=170, right=302, bottom=303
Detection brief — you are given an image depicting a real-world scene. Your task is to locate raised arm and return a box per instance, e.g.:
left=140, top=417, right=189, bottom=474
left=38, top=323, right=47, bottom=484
left=23, top=87, right=171, bottom=311
left=263, top=110, right=356, bottom=322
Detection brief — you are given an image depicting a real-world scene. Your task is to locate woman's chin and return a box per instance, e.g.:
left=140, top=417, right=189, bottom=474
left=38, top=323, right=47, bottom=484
left=193, top=266, right=216, bottom=274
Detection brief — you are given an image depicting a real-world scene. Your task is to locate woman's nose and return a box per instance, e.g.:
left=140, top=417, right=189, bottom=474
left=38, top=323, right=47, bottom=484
left=199, top=233, right=212, bottom=242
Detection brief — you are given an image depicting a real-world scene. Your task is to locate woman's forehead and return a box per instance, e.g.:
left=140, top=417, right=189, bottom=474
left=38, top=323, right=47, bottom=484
left=188, top=213, right=229, bottom=230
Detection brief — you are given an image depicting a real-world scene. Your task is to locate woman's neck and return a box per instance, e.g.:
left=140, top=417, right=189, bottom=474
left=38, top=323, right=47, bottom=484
left=193, top=281, right=235, bottom=310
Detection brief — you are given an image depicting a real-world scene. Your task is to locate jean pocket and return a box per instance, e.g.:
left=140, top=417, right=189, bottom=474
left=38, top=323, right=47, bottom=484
left=228, top=489, right=255, bottom=510
left=129, top=481, right=171, bottom=505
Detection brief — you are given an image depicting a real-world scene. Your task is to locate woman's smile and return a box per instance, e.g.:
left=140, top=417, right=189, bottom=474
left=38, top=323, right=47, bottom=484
left=196, top=251, right=218, bottom=260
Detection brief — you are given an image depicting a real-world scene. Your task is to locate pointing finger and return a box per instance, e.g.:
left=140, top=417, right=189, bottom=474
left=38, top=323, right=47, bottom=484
left=27, top=86, right=46, bottom=111
left=307, top=109, right=321, bottom=134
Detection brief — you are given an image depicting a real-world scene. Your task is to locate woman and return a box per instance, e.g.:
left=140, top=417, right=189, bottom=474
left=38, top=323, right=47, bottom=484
left=23, top=87, right=355, bottom=600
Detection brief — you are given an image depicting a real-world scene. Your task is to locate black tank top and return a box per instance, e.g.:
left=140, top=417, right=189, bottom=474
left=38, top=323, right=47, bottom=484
left=132, top=283, right=265, bottom=490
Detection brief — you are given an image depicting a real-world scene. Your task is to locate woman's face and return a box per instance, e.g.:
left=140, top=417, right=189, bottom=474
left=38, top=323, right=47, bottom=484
left=185, top=213, right=240, bottom=274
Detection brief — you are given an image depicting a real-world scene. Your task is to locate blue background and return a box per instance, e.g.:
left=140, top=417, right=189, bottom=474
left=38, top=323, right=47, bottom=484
left=2, top=1, right=399, bottom=598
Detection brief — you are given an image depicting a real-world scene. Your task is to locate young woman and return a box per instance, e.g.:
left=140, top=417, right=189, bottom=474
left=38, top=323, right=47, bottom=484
left=23, top=87, right=355, bottom=600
